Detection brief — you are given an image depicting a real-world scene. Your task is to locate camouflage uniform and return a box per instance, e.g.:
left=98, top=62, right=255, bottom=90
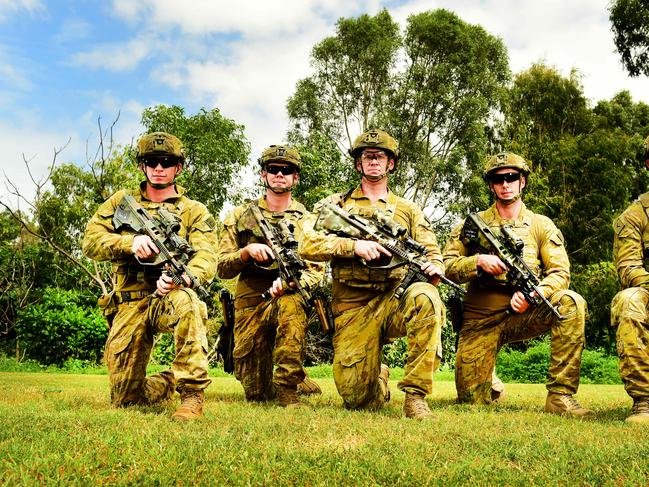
left=612, top=193, right=649, bottom=401
left=82, top=183, right=217, bottom=407
left=300, top=187, right=445, bottom=410
left=444, top=203, right=587, bottom=403
left=217, top=197, right=323, bottom=401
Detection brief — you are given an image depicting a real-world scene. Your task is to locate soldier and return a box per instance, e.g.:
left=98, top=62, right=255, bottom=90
left=443, top=152, right=591, bottom=417
left=217, top=145, right=324, bottom=407
left=611, top=136, right=649, bottom=423
left=82, top=132, right=218, bottom=421
left=300, top=129, right=445, bottom=420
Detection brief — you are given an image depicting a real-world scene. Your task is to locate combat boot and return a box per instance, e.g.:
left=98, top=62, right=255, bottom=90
left=626, top=398, right=649, bottom=424
left=171, top=390, right=204, bottom=421
left=378, top=364, right=391, bottom=403
left=276, top=385, right=309, bottom=409
left=403, top=393, right=435, bottom=420
left=544, top=392, right=593, bottom=418
left=297, top=376, right=322, bottom=396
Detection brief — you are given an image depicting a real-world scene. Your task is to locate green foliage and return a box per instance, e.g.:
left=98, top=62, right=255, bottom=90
left=501, top=64, right=649, bottom=265
left=496, top=339, right=621, bottom=384
left=15, top=288, right=107, bottom=366
left=141, top=105, right=251, bottom=216
left=37, top=152, right=140, bottom=252
left=571, top=262, right=620, bottom=353
left=383, top=337, right=408, bottom=368
left=609, top=0, right=649, bottom=77
left=291, top=132, right=357, bottom=210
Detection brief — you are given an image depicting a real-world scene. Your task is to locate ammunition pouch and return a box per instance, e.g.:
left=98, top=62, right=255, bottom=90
left=332, top=257, right=402, bottom=288
left=97, top=292, right=119, bottom=328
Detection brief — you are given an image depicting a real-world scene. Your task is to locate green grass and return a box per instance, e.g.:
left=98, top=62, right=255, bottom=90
left=1, top=371, right=648, bottom=485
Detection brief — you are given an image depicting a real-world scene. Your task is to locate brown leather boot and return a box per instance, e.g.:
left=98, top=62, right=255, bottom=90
left=626, top=398, right=649, bottom=424
left=277, top=385, right=309, bottom=409
left=171, top=390, right=204, bottom=421
left=403, top=393, right=435, bottom=420
left=544, top=392, right=593, bottom=418
left=378, top=364, right=390, bottom=403
left=297, top=376, right=322, bottom=396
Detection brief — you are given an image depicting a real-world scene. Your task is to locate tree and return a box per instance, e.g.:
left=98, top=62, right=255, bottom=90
left=287, top=9, right=510, bottom=226
left=499, top=64, right=647, bottom=264
left=610, top=0, right=649, bottom=77
left=141, top=105, right=251, bottom=216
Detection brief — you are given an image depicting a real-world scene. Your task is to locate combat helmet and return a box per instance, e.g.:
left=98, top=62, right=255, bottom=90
left=483, top=152, right=530, bottom=181
left=349, top=129, right=399, bottom=164
left=258, top=145, right=302, bottom=172
left=136, top=132, right=185, bottom=163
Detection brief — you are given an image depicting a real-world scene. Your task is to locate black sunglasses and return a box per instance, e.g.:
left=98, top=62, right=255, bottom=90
left=141, top=156, right=180, bottom=169
left=489, top=172, right=521, bottom=184
left=265, top=165, right=297, bottom=175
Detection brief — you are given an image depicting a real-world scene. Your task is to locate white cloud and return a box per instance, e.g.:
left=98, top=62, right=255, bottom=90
left=55, top=17, right=93, bottom=43
left=0, top=124, right=77, bottom=210
left=72, top=35, right=154, bottom=72
left=111, top=0, right=363, bottom=36
left=392, top=0, right=649, bottom=105
left=0, top=0, right=43, bottom=21
left=0, top=96, right=146, bottom=208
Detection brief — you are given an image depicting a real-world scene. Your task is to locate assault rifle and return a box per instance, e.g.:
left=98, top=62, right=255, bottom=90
left=248, top=205, right=332, bottom=333
left=112, top=194, right=211, bottom=302
left=315, top=203, right=466, bottom=299
left=463, top=213, right=562, bottom=319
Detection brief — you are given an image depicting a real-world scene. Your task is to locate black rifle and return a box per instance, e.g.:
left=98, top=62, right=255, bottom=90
left=217, top=289, right=235, bottom=374
left=112, top=194, right=210, bottom=302
left=249, top=205, right=332, bottom=333
left=463, top=212, right=562, bottom=319
left=315, top=203, right=466, bottom=299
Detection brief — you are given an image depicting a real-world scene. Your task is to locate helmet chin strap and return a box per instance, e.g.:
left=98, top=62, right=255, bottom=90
left=360, top=167, right=388, bottom=182
left=142, top=167, right=176, bottom=189
left=496, top=193, right=522, bottom=205
left=494, top=180, right=523, bottom=205
left=264, top=176, right=293, bottom=194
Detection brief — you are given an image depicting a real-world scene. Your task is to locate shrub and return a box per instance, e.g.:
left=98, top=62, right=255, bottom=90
left=496, top=338, right=622, bottom=384
left=383, top=337, right=408, bottom=368
left=15, top=288, right=107, bottom=366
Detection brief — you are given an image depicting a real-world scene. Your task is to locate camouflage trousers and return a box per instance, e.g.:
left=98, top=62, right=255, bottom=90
left=611, top=287, right=649, bottom=400
left=332, top=282, right=445, bottom=410
left=456, top=289, right=586, bottom=404
left=233, top=293, right=307, bottom=402
left=104, top=288, right=211, bottom=407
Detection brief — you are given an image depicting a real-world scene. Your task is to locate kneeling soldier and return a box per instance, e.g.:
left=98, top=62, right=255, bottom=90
left=443, top=152, right=591, bottom=417
left=83, top=132, right=218, bottom=420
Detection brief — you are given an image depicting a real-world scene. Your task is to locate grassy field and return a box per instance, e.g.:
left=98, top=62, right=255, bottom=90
left=1, top=371, right=648, bottom=486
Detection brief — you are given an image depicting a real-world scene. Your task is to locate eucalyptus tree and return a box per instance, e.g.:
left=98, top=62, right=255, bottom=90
left=287, top=9, right=510, bottom=226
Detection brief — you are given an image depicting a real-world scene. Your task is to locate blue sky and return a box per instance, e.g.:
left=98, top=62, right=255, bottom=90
left=1, top=0, right=648, bottom=208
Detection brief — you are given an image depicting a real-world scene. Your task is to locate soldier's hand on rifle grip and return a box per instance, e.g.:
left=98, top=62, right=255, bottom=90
left=477, top=254, right=508, bottom=275
left=420, top=262, right=444, bottom=286
left=155, top=269, right=191, bottom=296
left=354, top=240, right=391, bottom=261
left=132, top=235, right=159, bottom=259
left=269, top=277, right=286, bottom=298
left=241, top=243, right=274, bottom=264
left=510, top=290, right=532, bottom=313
